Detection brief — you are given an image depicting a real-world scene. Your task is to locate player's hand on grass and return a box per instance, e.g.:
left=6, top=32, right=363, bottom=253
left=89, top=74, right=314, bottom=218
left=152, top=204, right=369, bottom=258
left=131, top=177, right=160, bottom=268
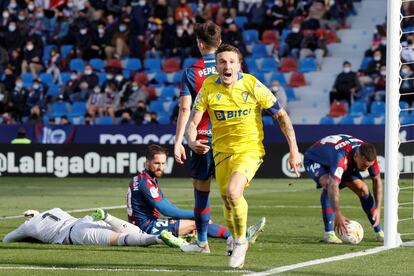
left=174, top=143, right=187, bottom=164
left=372, top=207, right=381, bottom=227
left=289, top=150, right=302, bottom=177
left=189, top=139, right=210, bottom=154
left=334, top=212, right=350, bottom=235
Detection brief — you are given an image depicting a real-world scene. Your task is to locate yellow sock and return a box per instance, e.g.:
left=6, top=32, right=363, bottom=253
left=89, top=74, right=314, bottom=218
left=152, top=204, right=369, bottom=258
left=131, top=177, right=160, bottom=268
left=223, top=204, right=235, bottom=237
left=229, top=196, right=248, bottom=239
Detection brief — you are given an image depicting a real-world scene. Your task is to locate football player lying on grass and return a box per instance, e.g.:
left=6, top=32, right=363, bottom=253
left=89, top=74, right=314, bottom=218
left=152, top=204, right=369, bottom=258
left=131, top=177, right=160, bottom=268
left=127, top=144, right=266, bottom=255
left=2, top=208, right=186, bottom=248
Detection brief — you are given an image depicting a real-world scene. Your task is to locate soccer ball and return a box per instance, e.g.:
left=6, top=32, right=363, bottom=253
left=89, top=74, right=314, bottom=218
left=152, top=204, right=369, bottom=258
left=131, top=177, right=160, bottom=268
left=338, top=220, right=364, bottom=244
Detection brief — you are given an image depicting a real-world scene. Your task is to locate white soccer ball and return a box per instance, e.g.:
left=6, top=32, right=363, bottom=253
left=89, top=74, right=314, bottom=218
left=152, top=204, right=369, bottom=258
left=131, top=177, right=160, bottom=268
left=338, top=220, right=364, bottom=244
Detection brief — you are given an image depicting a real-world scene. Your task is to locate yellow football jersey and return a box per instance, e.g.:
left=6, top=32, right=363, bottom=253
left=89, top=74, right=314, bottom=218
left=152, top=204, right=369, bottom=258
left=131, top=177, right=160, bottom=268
left=193, top=72, right=277, bottom=155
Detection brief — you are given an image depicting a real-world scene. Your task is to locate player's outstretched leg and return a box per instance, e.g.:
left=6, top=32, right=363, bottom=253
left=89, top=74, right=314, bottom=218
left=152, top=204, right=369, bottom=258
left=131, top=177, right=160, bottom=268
left=90, top=208, right=144, bottom=234
left=160, top=230, right=189, bottom=248
left=320, top=190, right=342, bottom=244
left=359, top=193, right=384, bottom=242
left=90, top=208, right=107, bottom=221
left=246, top=217, right=266, bottom=244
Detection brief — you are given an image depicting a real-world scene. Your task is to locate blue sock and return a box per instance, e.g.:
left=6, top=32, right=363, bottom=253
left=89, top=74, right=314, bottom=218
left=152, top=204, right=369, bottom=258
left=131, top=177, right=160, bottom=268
left=360, top=193, right=382, bottom=232
left=321, top=189, right=334, bottom=232
left=207, top=223, right=231, bottom=239
left=194, top=189, right=210, bottom=242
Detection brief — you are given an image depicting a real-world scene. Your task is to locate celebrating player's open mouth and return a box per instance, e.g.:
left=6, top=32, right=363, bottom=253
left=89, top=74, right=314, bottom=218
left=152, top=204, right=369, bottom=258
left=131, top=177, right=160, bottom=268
left=216, top=51, right=241, bottom=88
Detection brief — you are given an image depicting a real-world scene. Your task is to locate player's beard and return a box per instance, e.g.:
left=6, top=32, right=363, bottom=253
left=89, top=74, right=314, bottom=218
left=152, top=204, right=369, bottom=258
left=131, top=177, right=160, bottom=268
left=154, top=169, right=164, bottom=178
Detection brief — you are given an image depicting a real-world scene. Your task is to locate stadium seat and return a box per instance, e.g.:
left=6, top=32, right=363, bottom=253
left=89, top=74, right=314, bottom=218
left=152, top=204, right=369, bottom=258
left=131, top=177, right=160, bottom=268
left=400, top=101, right=410, bottom=116
left=69, top=58, right=85, bottom=73
left=235, top=16, right=248, bottom=29
left=21, top=73, right=34, bottom=87
left=51, top=101, right=70, bottom=117
left=96, top=116, right=113, bottom=125
left=262, top=116, right=273, bottom=125
left=158, top=115, right=171, bottom=125
left=284, top=86, right=296, bottom=101
left=71, top=101, right=87, bottom=117
left=182, top=57, right=198, bottom=69
left=90, top=58, right=105, bottom=71
left=360, top=85, right=374, bottom=98
left=244, top=57, right=258, bottom=72
left=338, top=115, right=355, bottom=125
left=166, top=71, right=182, bottom=85
left=149, top=100, right=166, bottom=113
left=253, top=72, right=266, bottom=84
left=124, top=58, right=142, bottom=73
left=370, top=101, right=386, bottom=116
left=145, top=86, right=157, bottom=100
left=43, top=44, right=56, bottom=64
left=262, top=30, right=279, bottom=45
left=243, top=29, right=259, bottom=45
left=298, top=57, right=318, bottom=73
left=251, top=43, right=268, bottom=58
left=144, top=57, right=162, bottom=72
left=327, top=101, right=348, bottom=117
left=260, top=57, right=280, bottom=72
left=360, top=114, right=376, bottom=125
left=160, top=86, right=177, bottom=99
left=106, top=59, right=123, bottom=71
left=154, top=72, right=167, bottom=85
left=97, top=72, right=106, bottom=86
left=288, top=72, right=306, bottom=87
left=360, top=56, right=372, bottom=71
left=133, top=72, right=149, bottom=84
left=270, top=72, right=287, bottom=85
left=279, top=57, right=297, bottom=73
left=60, top=72, right=71, bottom=84
left=349, top=101, right=367, bottom=117
left=280, top=29, right=291, bottom=43
left=319, top=116, right=335, bottom=125
left=39, top=73, right=54, bottom=85
left=324, top=29, right=341, bottom=44
left=60, top=44, right=73, bottom=59
left=400, top=115, right=414, bottom=125
left=47, top=84, right=60, bottom=97
left=163, top=58, right=181, bottom=73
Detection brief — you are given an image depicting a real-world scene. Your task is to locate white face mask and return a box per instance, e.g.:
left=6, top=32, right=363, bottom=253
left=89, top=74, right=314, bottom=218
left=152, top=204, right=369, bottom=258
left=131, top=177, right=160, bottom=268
left=26, top=44, right=34, bottom=51
left=177, top=29, right=184, bottom=36
left=33, top=83, right=40, bottom=89
left=380, top=70, right=386, bottom=76
left=8, top=25, right=16, bottom=32
left=374, top=55, right=381, bottom=61
left=98, top=28, right=105, bottom=35
left=139, top=0, right=146, bottom=6
left=84, top=70, right=92, bottom=75
left=94, top=87, right=100, bottom=93
left=106, top=74, right=113, bottom=80
left=2, top=12, right=9, bottom=18
left=132, top=85, right=139, bottom=91
left=343, top=67, right=351, bottom=73
left=80, top=29, right=87, bottom=35
left=292, top=27, right=300, bottom=33
left=71, top=74, right=77, bottom=80
left=115, top=75, right=123, bottom=82
left=9, top=2, right=17, bottom=9
left=16, top=82, right=23, bottom=88
left=28, top=4, right=35, bottom=11
left=271, top=86, right=279, bottom=91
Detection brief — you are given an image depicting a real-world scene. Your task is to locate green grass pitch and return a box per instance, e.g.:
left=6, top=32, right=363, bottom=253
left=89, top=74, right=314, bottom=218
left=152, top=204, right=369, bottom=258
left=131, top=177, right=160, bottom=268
left=0, top=177, right=413, bottom=275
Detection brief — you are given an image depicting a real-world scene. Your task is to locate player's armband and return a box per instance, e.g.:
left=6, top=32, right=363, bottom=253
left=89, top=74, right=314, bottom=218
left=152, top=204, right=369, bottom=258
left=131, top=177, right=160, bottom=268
left=264, top=100, right=283, bottom=116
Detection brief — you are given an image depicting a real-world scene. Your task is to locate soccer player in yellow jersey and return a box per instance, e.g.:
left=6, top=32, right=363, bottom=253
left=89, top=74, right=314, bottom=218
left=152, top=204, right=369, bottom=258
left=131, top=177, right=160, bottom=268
left=186, top=44, right=302, bottom=268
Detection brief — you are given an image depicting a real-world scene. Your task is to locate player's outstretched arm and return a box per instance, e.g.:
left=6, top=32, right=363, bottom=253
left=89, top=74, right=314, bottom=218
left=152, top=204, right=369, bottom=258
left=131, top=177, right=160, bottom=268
left=273, top=109, right=302, bottom=176
left=371, top=174, right=383, bottom=227
left=174, top=95, right=192, bottom=164
left=2, top=223, right=28, bottom=243
left=185, top=109, right=210, bottom=155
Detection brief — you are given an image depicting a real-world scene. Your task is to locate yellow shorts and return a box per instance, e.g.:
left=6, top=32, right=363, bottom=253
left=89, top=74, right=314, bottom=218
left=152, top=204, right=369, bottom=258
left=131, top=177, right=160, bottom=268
left=213, top=151, right=263, bottom=196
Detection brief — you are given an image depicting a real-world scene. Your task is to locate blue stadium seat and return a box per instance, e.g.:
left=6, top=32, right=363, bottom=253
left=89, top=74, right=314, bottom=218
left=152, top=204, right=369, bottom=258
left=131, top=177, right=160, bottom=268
left=370, top=101, right=385, bottom=116
left=60, top=72, right=71, bottom=84
left=284, top=86, right=296, bottom=101
left=71, top=101, right=87, bottom=117
left=349, top=101, right=366, bottom=117
left=69, top=58, right=85, bottom=73
left=43, top=44, right=56, bottom=64
left=298, top=57, right=318, bottom=73
left=51, top=101, right=69, bottom=117
left=280, top=28, right=291, bottom=43
left=360, top=56, right=372, bottom=71
left=270, top=72, right=287, bottom=85
left=154, top=72, right=167, bottom=85
left=260, top=57, right=280, bottom=72
left=47, top=84, right=60, bottom=97
left=235, top=16, right=248, bottom=29
left=400, top=101, right=410, bottom=116
left=90, top=58, right=105, bottom=71
left=244, top=57, right=257, bottom=72
left=262, top=116, right=273, bottom=125
left=124, top=58, right=142, bottom=72
left=96, top=116, right=113, bottom=125
left=182, top=57, right=198, bottom=69
left=160, top=86, right=176, bottom=99
left=360, top=85, right=374, bottom=98
left=158, top=115, right=171, bottom=125
left=97, top=72, right=106, bottom=86
left=149, top=100, right=165, bottom=112
left=338, top=115, right=355, bottom=125
left=39, top=73, right=54, bottom=85
left=251, top=43, right=268, bottom=58
left=243, top=29, right=259, bottom=44
left=144, top=57, right=162, bottom=72
left=60, top=44, right=73, bottom=59
left=21, top=73, right=34, bottom=87
left=167, top=71, right=182, bottom=85
left=319, top=116, right=335, bottom=125
left=252, top=71, right=266, bottom=84
left=400, top=115, right=414, bottom=125
left=360, top=114, right=376, bottom=125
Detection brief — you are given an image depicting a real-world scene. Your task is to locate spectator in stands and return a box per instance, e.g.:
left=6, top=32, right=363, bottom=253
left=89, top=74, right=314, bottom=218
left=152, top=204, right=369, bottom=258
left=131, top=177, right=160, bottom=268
left=169, top=23, right=193, bottom=58
left=175, top=0, right=193, bottom=22
left=10, top=127, right=31, bottom=144
left=400, top=64, right=414, bottom=107
left=222, top=23, right=248, bottom=57
left=83, top=113, right=93, bottom=125
left=360, top=49, right=385, bottom=86
left=153, top=0, right=171, bottom=22
left=74, top=25, right=96, bottom=60
left=86, top=86, right=104, bottom=121
left=269, top=80, right=288, bottom=113
left=46, top=47, right=62, bottom=84
left=132, top=100, right=148, bottom=124
left=247, top=2, right=266, bottom=32
left=60, top=115, right=71, bottom=125
left=9, top=48, right=23, bottom=76
left=106, top=0, right=128, bottom=17
left=280, top=22, right=304, bottom=58
left=47, top=11, right=70, bottom=46
left=0, top=46, right=9, bottom=73
left=21, top=39, right=43, bottom=76
left=329, top=61, right=361, bottom=107
left=26, top=78, right=47, bottom=115
left=105, top=20, right=130, bottom=59
left=0, top=82, right=9, bottom=115
left=90, top=22, right=110, bottom=60
left=9, top=77, right=28, bottom=122
left=2, top=20, right=24, bottom=52
left=372, top=64, right=386, bottom=103
left=402, top=39, right=414, bottom=63
left=99, top=83, right=120, bottom=124
left=120, top=80, right=148, bottom=112
left=267, top=0, right=291, bottom=35
left=299, top=31, right=327, bottom=66
left=118, top=110, right=135, bottom=124
left=114, top=73, right=129, bottom=93
left=218, top=0, right=238, bottom=20
left=1, top=66, right=16, bottom=94
left=27, top=105, right=43, bottom=125
left=1, top=112, right=15, bottom=125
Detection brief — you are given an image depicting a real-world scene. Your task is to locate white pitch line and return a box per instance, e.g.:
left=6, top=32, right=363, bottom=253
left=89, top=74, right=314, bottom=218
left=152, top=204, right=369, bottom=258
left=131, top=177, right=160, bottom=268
left=0, top=266, right=252, bottom=274
left=244, top=246, right=390, bottom=275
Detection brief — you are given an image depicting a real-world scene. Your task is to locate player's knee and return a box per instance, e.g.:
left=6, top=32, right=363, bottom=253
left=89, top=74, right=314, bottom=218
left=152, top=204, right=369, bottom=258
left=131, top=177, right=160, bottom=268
left=358, top=184, right=369, bottom=197
left=226, top=190, right=242, bottom=201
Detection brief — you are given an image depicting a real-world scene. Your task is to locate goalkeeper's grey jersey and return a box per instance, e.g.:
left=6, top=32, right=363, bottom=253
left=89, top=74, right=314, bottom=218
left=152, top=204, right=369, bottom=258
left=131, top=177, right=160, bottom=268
left=5, top=208, right=77, bottom=244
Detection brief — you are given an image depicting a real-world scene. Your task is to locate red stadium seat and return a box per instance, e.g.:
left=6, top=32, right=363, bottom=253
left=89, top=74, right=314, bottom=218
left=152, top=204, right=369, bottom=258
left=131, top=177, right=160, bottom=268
left=327, top=101, right=349, bottom=117
left=145, top=86, right=157, bottom=100
left=288, top=72, right=306, bottom=87
left=279, top=57, right=297, bottom=73
left=105, top=59, right=123, bottom=71
left=261, top=30, right=279, bottom=45
left=133, top=72, right=149, bottom=85
left=324, top=29, right=341, bottom=44
left=163, top=58, right=181, bottom=73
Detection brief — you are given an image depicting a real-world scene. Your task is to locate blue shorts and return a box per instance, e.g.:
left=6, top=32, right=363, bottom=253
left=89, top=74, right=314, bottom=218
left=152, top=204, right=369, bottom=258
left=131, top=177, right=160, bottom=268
left=304, top=159, right=362, bottom=189
left=147, top=218, right=180, bottom=236
left=190, top=149, right=215, bottom=181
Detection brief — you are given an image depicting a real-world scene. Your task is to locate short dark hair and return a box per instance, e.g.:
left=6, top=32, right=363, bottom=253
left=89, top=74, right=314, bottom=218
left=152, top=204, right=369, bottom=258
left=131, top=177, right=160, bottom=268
left=194, top=21, right=221, bottom=50
left=358, top=143, right=377, bottom=162
left=215, top=43, right=243, bottom=63
left=146, top=144, right=168, bottom=160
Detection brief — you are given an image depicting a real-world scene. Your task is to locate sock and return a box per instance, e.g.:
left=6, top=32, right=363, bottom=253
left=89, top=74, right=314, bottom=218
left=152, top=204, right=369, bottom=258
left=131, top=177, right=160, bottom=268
left=359, top=193, right=382, bottom=232
left=207, top=223, right=231, bottom=239
left=194, top=189, right=210, bottom=243
left=105, top=213, right=144, bottom=234
left=229, top=196, right=248, bottom=239
left=223, top=203, right=235, bottom=237
left=321, top=189, right=334, bottom=232
left=117, top=232, right=161, bottom=246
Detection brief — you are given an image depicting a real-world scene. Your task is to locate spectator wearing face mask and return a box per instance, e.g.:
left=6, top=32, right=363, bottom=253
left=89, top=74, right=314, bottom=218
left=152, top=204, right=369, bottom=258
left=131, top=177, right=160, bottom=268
left=98, top=83, right=120, bottom=124
left=21, top=39, right=43, bottom=76
left=401, top=39, right=414, bottom=63
left=280, top=22, right=304, bottom=58
left=3, top=21, right=24, bottom=51
left=105, top=21, right=130, bottom=59
left=70, top=65, right=98, bottom=102
left=75, top=25, right=96, bottom=60
left=329, top=61, right=361, bottom=107
left=222, top=23, right=248, bottom=57
left=26, top=78, right=47, bottom=115
left=46, top=47, right=62, bottom=84
left=132, top=100, right=148, bottom=124
left=8, top=77, right=28, bottom=122
left=120, top=80, right=148, bottom=112
left=371, top=64, right=386, bottom=103
left=400, top=64, right=414, bottom=107
left=360, top=49, right=385, bottom=86
left=86, top=85, right=104, bottom=121
left=175, top=0, right=193, bottom=22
